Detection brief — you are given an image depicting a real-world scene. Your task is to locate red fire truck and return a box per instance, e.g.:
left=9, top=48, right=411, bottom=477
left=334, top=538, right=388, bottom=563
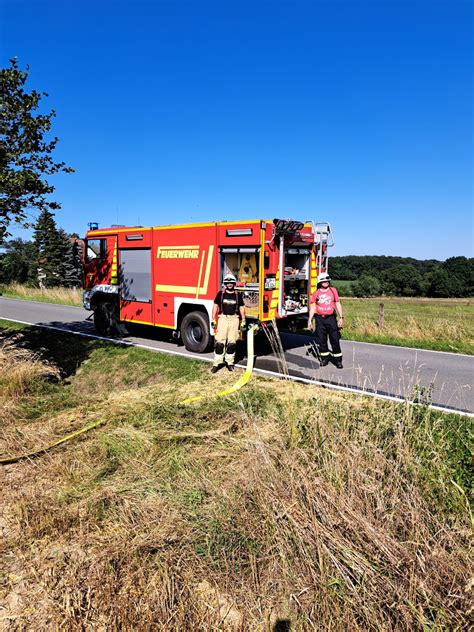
left=82, top=218, right=333, bottom=352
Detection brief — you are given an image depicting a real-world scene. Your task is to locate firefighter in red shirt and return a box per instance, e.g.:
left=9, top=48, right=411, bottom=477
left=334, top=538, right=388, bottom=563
left=210, top=274, right=246, bottom=373
left=307, top=272, right=344, bottom=368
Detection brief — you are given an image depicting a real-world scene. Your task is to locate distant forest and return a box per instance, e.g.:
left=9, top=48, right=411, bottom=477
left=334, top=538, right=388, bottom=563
left=330, top=255, right=473, bottom=297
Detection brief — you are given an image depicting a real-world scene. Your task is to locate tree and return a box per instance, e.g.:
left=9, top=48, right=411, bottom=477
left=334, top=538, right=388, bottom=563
left=0, top=58, right=74, bottom=243
left=58, top=229, right=82, bottom=287
left=0, top=238, right=36, bottom=284
left=442, top=257, right=474, bottom=297
left=352, top=274, right=381, bottom=297
left=382, top=264, right=422, bottom=296
left=424, top=269, right=451, bottom=298
left=33, top=209, right=63, bottom=287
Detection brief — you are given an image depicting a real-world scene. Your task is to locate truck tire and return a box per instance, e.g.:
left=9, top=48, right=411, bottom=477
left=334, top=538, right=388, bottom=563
left=93, top=301, right=120, bottom=337
left=180, top=311, right=211, bottom=353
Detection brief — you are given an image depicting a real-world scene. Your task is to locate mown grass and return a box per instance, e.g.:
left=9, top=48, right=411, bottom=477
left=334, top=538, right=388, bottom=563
left=1, top=322, right=472, bottom=630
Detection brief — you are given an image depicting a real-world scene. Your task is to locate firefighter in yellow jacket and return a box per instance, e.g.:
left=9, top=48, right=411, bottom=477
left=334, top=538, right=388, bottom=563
left=211, top=274, right=246, bottom=373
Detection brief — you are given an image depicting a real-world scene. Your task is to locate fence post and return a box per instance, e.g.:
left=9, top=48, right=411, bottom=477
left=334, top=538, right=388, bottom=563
left=378, top=303, right=385, bottom=328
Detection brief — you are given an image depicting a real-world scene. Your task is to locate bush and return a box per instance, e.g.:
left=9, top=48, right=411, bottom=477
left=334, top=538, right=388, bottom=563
left=331, top=280, right=353, bottom=296
left=351, top=274, right=381, bottom=297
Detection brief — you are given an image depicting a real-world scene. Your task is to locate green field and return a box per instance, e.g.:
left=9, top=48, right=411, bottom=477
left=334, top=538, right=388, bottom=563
left=342, top=297, right=473, bottom=354
left=1, top=320, right=471, bottom=629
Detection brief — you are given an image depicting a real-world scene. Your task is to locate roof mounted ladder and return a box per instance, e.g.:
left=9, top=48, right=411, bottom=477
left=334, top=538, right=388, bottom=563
left=311, top=221, right=334, bottom=274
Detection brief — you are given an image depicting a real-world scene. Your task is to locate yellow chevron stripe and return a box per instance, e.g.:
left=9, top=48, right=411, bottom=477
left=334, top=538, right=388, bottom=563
left=195, top=249, right=205, bottom=299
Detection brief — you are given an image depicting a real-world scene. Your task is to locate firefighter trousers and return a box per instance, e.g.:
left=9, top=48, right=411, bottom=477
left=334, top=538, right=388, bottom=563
left=213, top=315, right=240, bottom=366
left=315, top=314, right=342, bottom=359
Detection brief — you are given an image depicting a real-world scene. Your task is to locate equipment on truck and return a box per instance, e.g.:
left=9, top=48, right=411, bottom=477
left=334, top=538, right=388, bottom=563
left=82, top=218, right=334, bottom=352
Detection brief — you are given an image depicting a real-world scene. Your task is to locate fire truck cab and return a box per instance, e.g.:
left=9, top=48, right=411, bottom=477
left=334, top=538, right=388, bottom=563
left=83, top=219, right=333, bottom=352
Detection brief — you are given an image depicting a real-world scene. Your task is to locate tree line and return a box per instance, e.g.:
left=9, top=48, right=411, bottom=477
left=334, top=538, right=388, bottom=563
left=0, top=209, right=82, bottom=287
left=330, top=255, right=474, bottom=297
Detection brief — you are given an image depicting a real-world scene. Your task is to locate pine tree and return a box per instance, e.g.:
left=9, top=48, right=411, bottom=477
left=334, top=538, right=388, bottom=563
left=33, top=209, right=63, bottom=287
left=58, top=229, right=82, bottom=287
left=71, top=235, right=84, bottom=286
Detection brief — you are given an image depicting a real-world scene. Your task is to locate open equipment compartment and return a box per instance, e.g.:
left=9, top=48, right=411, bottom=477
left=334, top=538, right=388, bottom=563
left=220, top=247, right=260, bottom=318
left=282, top=246, right=311, bottom=315
left=271, top=219, right=316, bottom=318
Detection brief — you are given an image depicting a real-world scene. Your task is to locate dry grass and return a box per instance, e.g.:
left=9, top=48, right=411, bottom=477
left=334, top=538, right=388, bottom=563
left=0, top=329, right=472, bottom=630
left=0, top=340, right=60, bottom=425
left=0, top=283, right=82, bottom=306
left=343, top=298, right=474, bottom=353
left=349, top=312, right=471, bottom=344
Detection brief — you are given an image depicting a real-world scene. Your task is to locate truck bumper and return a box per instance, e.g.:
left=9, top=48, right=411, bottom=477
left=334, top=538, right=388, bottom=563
left=83, top=290, right=92, bottom=311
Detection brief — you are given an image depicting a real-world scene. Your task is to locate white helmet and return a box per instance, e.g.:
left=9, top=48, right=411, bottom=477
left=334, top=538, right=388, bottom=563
left=223, top=273, right=237, bottom=283
left=317, top=272, right=331, bottom=284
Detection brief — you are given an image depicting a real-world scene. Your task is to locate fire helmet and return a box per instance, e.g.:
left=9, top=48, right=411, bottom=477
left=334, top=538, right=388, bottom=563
left=223, top=274, right=237, bottom=283
left=317, top=272, right=331, bottom=284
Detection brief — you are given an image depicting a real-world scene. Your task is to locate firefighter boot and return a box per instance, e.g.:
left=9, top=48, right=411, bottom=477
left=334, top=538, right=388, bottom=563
left=320, top=352, right=330, bottom=367
left=224, top=342, right=237, bottom=369
left=212, top=342, right=225, bottom=374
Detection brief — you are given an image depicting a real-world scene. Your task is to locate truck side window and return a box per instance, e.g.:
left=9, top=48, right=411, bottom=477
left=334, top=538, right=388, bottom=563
left=86, top=239, right=107, bottom=262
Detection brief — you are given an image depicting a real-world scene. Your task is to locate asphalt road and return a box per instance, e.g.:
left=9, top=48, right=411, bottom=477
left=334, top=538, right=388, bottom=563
left=1, top=297, right=473, bottom=414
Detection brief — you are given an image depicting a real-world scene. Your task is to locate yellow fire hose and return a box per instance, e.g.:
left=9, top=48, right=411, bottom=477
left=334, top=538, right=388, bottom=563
left=0, top=325, right=257, bottom=466
left=182, top=323, right=256, bottom=404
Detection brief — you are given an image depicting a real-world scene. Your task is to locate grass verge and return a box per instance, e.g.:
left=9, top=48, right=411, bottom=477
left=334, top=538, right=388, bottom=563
left=0, top=283, right=82, bottom=306
left=1, top=321, right=472, bottom=630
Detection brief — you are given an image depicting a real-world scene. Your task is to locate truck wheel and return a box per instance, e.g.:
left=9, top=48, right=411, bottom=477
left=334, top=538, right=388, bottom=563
left=94, top=301, right=120, bottom=337
left=180, top=311, right=211, bottom=353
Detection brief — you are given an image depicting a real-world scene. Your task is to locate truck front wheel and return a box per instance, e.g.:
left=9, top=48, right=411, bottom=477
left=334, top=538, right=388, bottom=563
left=93, top=301, right=120, bottom=337
left=180, top=311, right=211, bottom=353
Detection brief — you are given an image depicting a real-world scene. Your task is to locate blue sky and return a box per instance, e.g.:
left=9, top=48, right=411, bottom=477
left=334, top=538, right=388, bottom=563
left=1, top=0, right=472, bottom=258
